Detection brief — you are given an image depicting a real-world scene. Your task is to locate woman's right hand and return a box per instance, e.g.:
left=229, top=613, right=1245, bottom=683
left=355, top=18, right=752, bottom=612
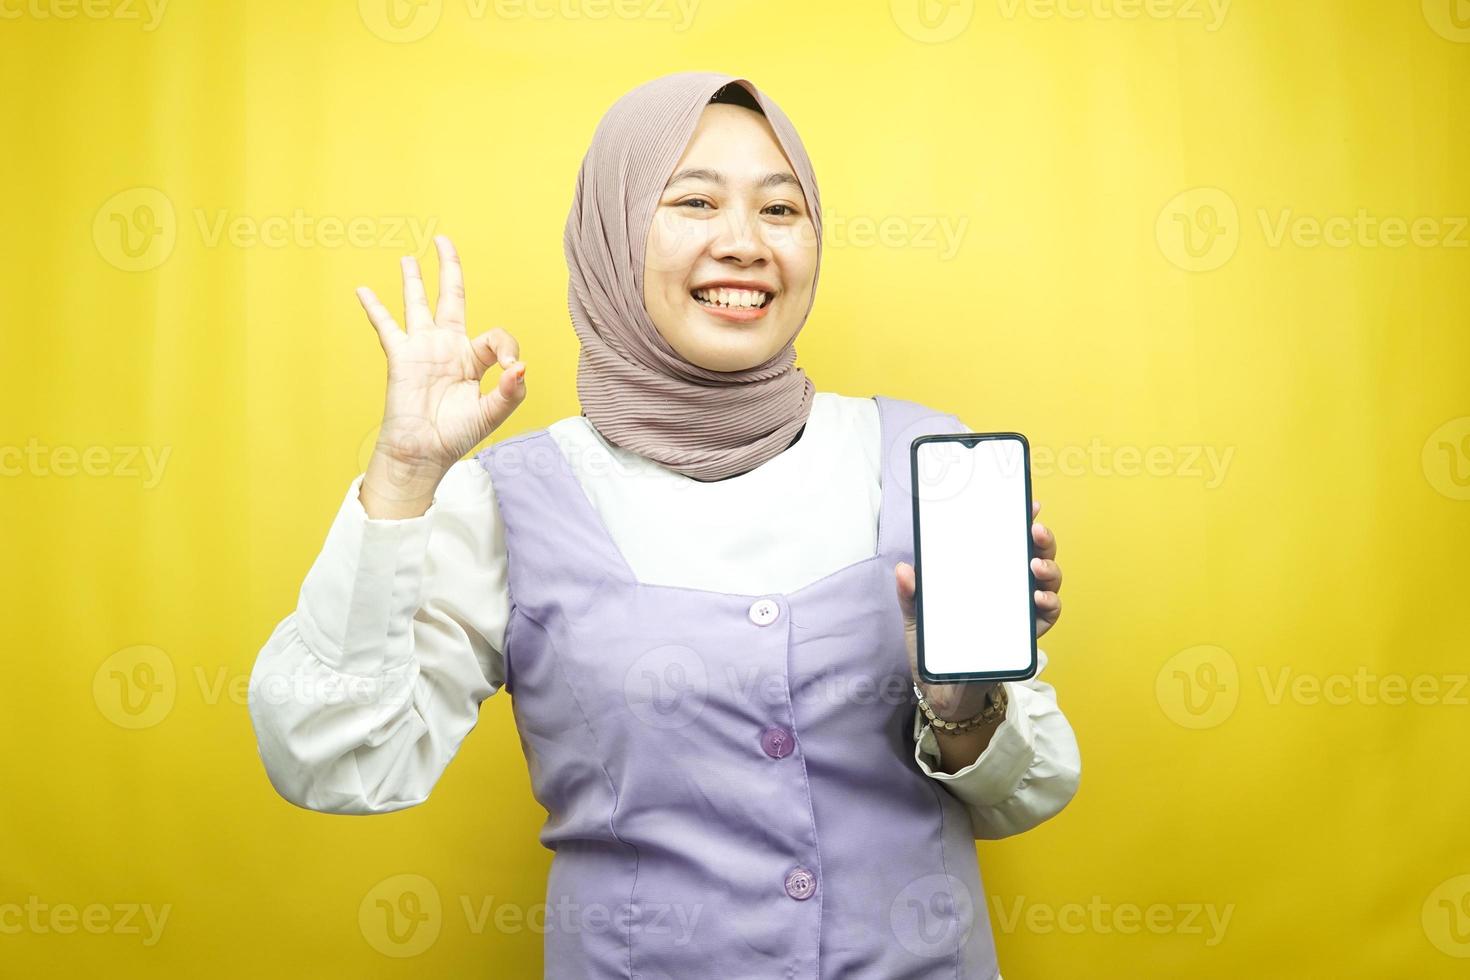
left=355, top=234, right=527, bottom=518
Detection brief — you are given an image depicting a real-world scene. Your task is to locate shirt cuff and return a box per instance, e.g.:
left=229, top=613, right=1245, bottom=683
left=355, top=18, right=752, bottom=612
left=294, top=472, right=439, bottom=677
left=912, top=681, right=1038, bottom=809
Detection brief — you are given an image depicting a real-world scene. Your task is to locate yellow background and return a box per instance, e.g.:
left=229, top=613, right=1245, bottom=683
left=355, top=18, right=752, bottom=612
left=3, top=0, right=1468, bottom=975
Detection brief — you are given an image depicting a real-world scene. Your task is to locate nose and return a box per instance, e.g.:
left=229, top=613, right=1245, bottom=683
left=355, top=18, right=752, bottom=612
left=709, top=208, right=772, bottom=266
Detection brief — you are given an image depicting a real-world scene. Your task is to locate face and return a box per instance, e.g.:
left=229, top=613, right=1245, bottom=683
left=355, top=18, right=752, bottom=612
left=643, top=102, right=819, bottom=373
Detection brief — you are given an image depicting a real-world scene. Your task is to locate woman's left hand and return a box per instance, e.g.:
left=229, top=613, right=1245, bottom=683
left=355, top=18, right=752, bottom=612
left=895, top=499, right=1063, bottom=721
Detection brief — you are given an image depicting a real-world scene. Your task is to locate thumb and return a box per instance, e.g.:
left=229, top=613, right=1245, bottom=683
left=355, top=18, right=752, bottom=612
left=893, top=561, right=917, bottom=624
left=477, top=360, right=527, bottom=435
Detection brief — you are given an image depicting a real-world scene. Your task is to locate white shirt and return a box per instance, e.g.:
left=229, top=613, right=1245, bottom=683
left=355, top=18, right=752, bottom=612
left=247, top=391, right=1081, bottom=840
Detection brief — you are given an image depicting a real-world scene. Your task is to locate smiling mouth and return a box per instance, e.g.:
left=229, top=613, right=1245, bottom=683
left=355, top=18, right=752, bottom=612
left=691, top=287, right=775, bottom=310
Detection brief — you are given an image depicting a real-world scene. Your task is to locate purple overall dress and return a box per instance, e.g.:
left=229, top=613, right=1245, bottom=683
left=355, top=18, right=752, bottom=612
left=474, top=394, right=998, bottom=979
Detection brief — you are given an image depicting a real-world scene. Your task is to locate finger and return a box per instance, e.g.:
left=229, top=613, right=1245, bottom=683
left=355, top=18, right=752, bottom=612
left=355, top=286, right=403, bottom=355
left=1030, top=556, right=1062, bottom=592
left=1034, top=589, right=1061, bottom=617
left=469, top=328, right=521, bottom=376
left=1031, top=518, right=1056, bottom=562
left=434, top=235, right=466, bottom=331
left=401, top=255, right=434, bottom=332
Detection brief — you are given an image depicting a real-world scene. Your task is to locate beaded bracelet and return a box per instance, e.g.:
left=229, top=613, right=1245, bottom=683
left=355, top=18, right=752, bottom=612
left=913, top=682, right=1008, bottom=733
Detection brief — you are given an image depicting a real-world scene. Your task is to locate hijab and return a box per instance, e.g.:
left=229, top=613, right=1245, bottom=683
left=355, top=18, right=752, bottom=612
left=564, top=71, right=822, bottom=483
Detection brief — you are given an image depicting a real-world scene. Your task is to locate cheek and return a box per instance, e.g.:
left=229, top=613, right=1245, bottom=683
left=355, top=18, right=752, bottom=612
left=776, top=258, right=817, bottom=311
left=642, top=259, right=690, bottom=319
left=645, top=212, right=705, bottom=282
left=773, top=226, right=818, bottom=287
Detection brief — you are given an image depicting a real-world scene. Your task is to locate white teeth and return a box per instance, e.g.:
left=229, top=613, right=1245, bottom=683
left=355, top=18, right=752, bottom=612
left=693, top=287, right=772, bottom=309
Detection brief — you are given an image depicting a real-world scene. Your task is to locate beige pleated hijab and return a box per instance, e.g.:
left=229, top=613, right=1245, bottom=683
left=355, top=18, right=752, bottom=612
left=564, top=71, right=822, bottom=483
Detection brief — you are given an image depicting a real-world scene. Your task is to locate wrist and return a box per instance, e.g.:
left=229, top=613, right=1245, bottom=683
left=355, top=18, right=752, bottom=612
left=922, top=689, right=1008, bottom=775
left=360, top=454, right=444, bottom=520
left=915, top=682, right=1007, bottom=732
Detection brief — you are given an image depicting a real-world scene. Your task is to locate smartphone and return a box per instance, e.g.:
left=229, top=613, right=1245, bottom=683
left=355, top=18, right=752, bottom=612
left=910, top=431, right=1038, bottom=684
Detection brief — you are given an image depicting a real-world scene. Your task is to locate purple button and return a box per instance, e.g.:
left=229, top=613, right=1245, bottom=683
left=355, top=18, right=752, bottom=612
left=760, top=725, right=795, bottom=759
left=784, top=866, right=817, bottom=901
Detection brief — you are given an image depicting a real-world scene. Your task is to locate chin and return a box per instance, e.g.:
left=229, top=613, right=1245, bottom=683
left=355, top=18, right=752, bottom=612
left=688, top=348, right=772, bottom=373
left=677, top=329, right=779, bottom=372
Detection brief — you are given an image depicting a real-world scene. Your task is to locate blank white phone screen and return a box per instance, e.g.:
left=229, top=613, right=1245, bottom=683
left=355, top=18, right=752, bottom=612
left=914, top=437, right=1032, bottom=677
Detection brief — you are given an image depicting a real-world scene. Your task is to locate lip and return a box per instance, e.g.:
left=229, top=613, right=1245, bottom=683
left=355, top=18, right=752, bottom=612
left=692, top=278, right=777, bottom=294
left=693, top=301, right=776, bottom=323
left=690, top=280, right=776, bottom=323
left=691, top=291, right=773, bottom=323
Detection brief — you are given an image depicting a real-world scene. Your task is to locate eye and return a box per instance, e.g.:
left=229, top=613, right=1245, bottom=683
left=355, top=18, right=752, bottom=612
left=764, top=203, right=798, bottom=217
left=676, top=198, right=713, bottom=210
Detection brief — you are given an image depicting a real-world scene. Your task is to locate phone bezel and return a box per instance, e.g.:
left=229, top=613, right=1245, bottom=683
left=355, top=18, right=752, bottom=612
left=910, top=431, right=1039, bottom=684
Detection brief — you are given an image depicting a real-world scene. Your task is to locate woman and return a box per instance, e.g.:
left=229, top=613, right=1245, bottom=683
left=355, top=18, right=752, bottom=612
left=248, top=71, right=1080, bottom=979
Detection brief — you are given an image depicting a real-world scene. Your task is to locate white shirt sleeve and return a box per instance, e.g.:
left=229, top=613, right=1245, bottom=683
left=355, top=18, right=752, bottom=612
left=912, top=650, right=1082, bottom=840
left=247, top=458, right=509, bottom=815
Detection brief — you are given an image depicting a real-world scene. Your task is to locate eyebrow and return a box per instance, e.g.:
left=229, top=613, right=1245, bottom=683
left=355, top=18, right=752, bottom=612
left=665, top=167, right=801, bottom=191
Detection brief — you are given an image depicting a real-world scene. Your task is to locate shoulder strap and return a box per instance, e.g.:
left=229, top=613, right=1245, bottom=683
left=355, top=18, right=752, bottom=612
left=474, top=429, right=634, bottom=621
left=874, top=395, right=969, bottom=560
